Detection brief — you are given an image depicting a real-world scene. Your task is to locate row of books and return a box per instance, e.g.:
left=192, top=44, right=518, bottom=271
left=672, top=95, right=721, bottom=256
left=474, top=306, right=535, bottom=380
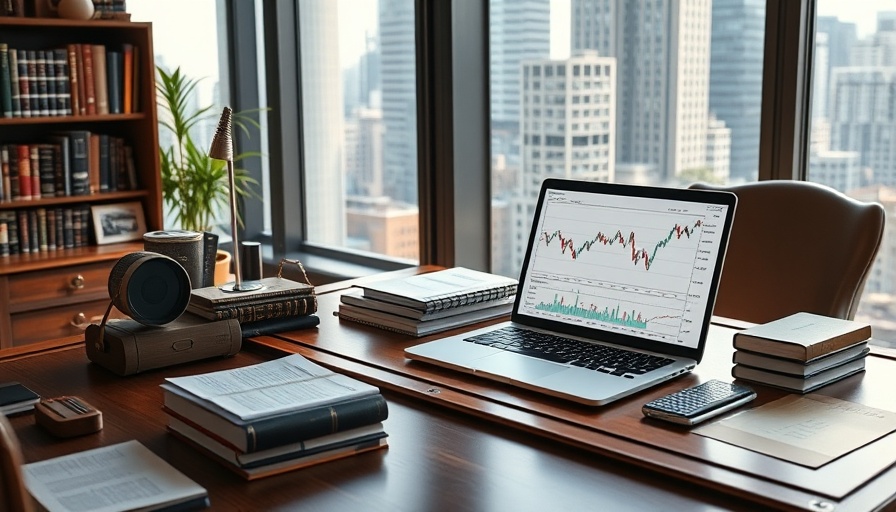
left=0, top=41, right=139, bottom=119
left=0, top=204, right=92, bottom=256
left=731, top=312, right=871, bottom=393
left=0, top=0, right=128, bottom=19
left=0, top=133, right=137, bottom=202
left=337, top=267, right=518, bottom=336
left=189, top=275, right=320, bottom=336
left=161, top=354, right=389, bottom=480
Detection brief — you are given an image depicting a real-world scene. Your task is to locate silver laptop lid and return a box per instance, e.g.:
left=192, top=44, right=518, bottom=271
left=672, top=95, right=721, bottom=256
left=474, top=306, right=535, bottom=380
left=510, top=178, right=737, bottom=363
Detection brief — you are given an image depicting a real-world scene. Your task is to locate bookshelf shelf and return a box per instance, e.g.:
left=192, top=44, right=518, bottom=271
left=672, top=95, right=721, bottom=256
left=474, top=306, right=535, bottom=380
left=0, top=18, right=161, bottom=348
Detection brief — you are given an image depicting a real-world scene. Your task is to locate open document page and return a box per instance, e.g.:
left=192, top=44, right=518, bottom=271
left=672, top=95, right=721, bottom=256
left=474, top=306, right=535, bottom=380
left=22, top=440, right=208, bottom=512
left=695, top=394, right=896, bottom=467
left=163, top=354, right=380, bottom=421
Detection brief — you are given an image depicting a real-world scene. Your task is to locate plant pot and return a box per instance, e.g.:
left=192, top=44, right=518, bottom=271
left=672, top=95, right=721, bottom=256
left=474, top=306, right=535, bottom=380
left=214, top=250, right=232, bottom=286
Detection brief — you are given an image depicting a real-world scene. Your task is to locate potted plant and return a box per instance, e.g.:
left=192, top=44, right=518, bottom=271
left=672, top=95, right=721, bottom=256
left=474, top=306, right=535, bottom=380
left=155, top=66, right=261, bottom=283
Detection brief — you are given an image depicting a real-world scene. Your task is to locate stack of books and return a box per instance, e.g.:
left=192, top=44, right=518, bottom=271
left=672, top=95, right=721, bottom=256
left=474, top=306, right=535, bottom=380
left=188, top=276, right=320, bottom=336
left=0, top=381, right=39, bottom=416
left=731, top=312, right=872, bottom=393
left=161, top=354, right=389, bottom=480
left=337, top=267, right=518, bottom=336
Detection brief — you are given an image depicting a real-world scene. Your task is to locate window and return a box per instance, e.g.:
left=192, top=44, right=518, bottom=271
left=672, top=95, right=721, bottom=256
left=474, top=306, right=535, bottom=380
left=808, top=1, right=896, bottom=346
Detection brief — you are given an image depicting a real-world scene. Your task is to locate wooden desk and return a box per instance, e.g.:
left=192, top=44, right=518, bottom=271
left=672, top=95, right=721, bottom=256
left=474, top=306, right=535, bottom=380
left=251, top=267, right=896, bottom=512
left=2, top=339, right=747, bottom=511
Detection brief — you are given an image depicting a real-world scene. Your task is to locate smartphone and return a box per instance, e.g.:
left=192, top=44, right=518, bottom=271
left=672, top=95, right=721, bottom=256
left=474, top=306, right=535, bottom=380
left=642, top=379, right=756, bottom=425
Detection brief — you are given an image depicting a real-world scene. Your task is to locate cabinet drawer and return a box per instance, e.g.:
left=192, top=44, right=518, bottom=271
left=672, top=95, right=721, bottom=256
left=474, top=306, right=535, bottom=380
left=11, top=298, right=115, bottom=346
left=9, top=261, right=114, bottom=312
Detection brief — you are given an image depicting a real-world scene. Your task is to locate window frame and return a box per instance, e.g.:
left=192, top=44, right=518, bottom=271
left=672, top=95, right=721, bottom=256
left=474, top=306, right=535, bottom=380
left=223, top=0, right=818, bottom=280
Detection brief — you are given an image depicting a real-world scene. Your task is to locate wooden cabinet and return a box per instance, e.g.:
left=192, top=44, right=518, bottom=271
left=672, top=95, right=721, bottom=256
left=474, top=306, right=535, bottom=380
left=0, top=18, right=161, bottom=348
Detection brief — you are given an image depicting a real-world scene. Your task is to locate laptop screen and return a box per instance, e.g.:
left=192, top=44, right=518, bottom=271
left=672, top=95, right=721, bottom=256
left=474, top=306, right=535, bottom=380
left=514, top=179, right=736, bottom=362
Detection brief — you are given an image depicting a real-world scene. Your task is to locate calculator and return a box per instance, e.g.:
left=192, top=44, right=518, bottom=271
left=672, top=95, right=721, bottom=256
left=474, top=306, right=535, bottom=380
left=641, top=379, right=756, bottom=425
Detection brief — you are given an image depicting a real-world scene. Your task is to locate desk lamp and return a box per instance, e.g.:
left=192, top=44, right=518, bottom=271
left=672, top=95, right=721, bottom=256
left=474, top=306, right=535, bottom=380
left=208, top=107, right=262, bottom=292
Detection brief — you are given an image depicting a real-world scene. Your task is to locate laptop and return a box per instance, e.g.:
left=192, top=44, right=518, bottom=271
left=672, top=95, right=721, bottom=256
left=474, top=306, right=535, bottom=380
left=405, top=178, right=737, bottom=406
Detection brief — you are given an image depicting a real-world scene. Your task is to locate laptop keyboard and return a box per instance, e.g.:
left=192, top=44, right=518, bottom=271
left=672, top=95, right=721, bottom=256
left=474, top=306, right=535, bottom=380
left=464, top=326, right=674, bottom=379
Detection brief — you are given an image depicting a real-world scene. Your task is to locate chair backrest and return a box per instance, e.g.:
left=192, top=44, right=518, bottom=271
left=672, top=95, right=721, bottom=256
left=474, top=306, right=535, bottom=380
left=689, top=181, right=886, bottom=324
left=0, top=413, right=33, bottom=512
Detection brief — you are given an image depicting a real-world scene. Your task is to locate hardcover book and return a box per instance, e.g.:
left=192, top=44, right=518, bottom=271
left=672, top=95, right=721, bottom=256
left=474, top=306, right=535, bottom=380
left=732, top=312, right=872, bottom=362
left=732, top=356, right=866, bottom=393
left=733, top=342, right=870, bottom=377
left=337, top=300, right=513, bottom=337
left=0, top=381, right=40, bottom=415
left=341, top=290, right=516, bottom=321
left=356, top=267, right=518, bottom=313
left=167, top=419, right=388, bottom=481
left=161, top=388, right=389, bottom=453
left=189, top=276, right=314, bottom=309
left=187, top=293, right=318, bottom=323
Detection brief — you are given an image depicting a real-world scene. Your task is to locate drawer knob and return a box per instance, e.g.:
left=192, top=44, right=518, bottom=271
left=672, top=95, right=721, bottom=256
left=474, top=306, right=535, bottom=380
left=71, top=313, right=89, bottom=328
left=69, top=274, right=86, bottom=290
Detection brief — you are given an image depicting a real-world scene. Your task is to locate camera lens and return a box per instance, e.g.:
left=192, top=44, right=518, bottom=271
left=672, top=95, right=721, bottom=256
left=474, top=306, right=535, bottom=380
left=109, top=252, right=191, bottom=326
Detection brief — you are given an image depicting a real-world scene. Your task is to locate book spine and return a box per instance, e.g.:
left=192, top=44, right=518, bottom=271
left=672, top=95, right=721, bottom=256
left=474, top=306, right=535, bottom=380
left=423, top=283, right=518, bottom=313
left=68, top=130, right=90, bottom=195
left=54, top=207, right=63, bottom=250
left=0, top=144, right=8, bottom=201
left=66, top=44, right=80, bottom=117
left=46, top=207, right=55, bottom=250
left=0, top=43, right=12, bottom=117
left=212, top=296, right=318, bottom=323
left=28, top=143, right=39, bottom=199
left=16, top=49, right=29, bottom=117
left=28, top=50, right=48, bottom=117
left=244, top=394, right=388, bottom=453
left=336, top=311, right=418, bottom=337
left=52, top=48, right=71, bottom=116
left=16, top=144, right=30, bottom=200
left=37, top=207, right=47, bottom=252
left=37, top=144, right=55, bottom=197
left=27, top=209, right=37, bottom=252
left=8, top=46, right=20, bottom=117
left=81, top=44, right=96, bottom=115
left=122, top=43, right=133, bottom=114
left=5, top=211, right=17, bottom=254
left=7, top=142, right=18, bottom=200
left=88, top=132, right=100, bottom=193
left=0, top=216, right=7, bottom=256
left=91, top=44, right=108, bottom=115
left=42, top=50, right=58, bottom=116
left=16, top=210, right=27, bottom=253
left=105, top=50, right=121, bottom=114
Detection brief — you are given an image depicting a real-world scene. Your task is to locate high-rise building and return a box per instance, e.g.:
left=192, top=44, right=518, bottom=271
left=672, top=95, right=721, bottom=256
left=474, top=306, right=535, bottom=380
left=710, top=0, right=765, bottom=181
left=300, top=0, right=345, bottom=246
left=512, top=51, right=616, bottom=271
left=571, top=0, right=715, bottom=180
left=379, top=0, right=417, bottom=205
left=345, top=108, right=385, bottom=197
left=489, top=0, right=551, bottom=130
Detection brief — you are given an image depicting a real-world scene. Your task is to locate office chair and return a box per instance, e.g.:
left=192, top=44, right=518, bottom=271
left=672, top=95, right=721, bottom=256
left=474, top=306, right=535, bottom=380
left=689, top=181, right=885, bottom=324
left=0, top=413, right=33, bottom=512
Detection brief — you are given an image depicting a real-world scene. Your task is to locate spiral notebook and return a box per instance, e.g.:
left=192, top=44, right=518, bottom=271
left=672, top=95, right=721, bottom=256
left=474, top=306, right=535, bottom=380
left=406, top=178, right=737, bottom=406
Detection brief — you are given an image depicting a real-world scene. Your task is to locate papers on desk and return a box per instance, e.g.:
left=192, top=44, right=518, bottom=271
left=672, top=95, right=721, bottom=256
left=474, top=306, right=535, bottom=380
left=695, top=394, right=896, bottom=468
left=22, top=440, right=209, bottom=512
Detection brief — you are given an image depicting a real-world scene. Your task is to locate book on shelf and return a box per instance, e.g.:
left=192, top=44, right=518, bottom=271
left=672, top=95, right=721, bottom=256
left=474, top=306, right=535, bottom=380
left=91, top=43, right=109, bottom=115
left=16, top=143, right=30, bottom=199
left=340, top=290, right=516, bottom=321
left=0, top=381, right=39, bottom=415
left=51, top=48, right=71, bottom=116
left=16, top=48, right=29, bottom=117
left=732, top=356, right=866, bottom=393
left=22, top=440, right=210, bottom=512
left=67, top=129, right=91, bottom=195
left=34, top=49, right=49, bottom=117
left=106, top=48, right=121, bottom=114
left=189, top=276, right=315, bottom=309
left=355, top=267, right=518, bottom=314
left=8, top=45, right=20, bottom=117
left=122, top=43, right=133, bottom=114
left=240, top=313, right=321, bottom=338
left=66, top=43, right=81, bottom=116
left=187, top=293, right=318, bottom=323
left=27, top=143, right=39, bottom=198
left=733, top=342, right=870, bottom=377
left=0, top=42, right=11, bottom=117
left=161, top=387, right=388, bottom=453
left=167, top=417, right=388, bottom=481
left=337, top=299, right=513, bottom=337
left=80, top=43, right=96, bottom=115
left=732, top=312, right=871, bottom=362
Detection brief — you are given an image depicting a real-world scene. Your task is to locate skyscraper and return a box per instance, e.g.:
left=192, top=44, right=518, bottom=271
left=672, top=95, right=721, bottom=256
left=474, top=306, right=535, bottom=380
left=571, top=0, right=717, bottom=180
left=710, top=0, right=765, bottom=181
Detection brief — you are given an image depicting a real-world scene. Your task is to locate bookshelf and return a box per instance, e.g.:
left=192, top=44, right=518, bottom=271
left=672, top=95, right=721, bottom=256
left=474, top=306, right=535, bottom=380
left=0, top=17, right=161, bottom=348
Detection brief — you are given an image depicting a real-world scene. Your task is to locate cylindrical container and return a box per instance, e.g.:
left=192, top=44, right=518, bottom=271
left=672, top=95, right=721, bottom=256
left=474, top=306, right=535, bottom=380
left=143, top=230, right=204, bottom=289
left=240, top=241, right=262, bottom=281
left=108, top=252, right=191, bottom=326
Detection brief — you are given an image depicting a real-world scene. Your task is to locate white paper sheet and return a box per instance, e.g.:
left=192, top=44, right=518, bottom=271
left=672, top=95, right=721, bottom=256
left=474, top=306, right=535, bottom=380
left=695, top=394, right=896, bottom=467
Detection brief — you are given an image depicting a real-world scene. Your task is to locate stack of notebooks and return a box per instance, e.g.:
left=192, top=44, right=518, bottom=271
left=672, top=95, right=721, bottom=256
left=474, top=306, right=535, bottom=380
left=0, top=381, right=39, bottom=416
left=731, top=312, right=872, bottom=393
left=337, top=267, right=518, bottom=336
left=188, top=276, right=320, bottom=336
left=161, top=354, right=389, bottom=480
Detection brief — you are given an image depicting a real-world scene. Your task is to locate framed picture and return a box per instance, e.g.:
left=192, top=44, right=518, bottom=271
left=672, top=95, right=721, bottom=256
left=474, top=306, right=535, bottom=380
left=91, top=201, right=147, bottom=245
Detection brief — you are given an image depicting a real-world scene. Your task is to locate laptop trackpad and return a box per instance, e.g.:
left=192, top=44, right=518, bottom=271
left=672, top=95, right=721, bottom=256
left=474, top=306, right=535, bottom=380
left=472, top=351, right=567, bottom=381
